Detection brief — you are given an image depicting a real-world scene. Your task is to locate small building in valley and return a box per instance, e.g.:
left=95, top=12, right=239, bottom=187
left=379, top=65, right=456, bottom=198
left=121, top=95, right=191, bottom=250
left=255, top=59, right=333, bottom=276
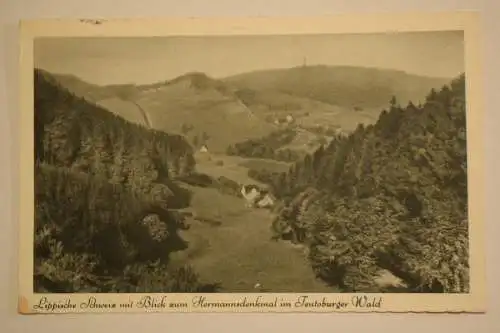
left=241, top=184, right=276, bottom=209
left=256, top=192, right=276, bottom=208
left=241, top=185, right=261, bottom=207
left=199, top=144, right=209, bottom=153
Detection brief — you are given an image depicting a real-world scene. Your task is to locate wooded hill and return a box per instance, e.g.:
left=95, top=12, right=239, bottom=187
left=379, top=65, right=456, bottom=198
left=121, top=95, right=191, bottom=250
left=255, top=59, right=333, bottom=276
left=47, top=66, right=449, bottom=153
left=255, top=74, right=469, bottom=293
left=34, top=69, right=217, bottom=293
left=226, top=128, right=302, bottom=162
left=224, top=65, right=449, bottom=110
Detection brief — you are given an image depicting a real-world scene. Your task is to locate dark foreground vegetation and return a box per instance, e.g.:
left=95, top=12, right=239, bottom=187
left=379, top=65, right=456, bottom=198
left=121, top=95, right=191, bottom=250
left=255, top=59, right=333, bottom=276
left=34, top=69, right=218, bottom=293
left=263, top=74, right=469, bottom=293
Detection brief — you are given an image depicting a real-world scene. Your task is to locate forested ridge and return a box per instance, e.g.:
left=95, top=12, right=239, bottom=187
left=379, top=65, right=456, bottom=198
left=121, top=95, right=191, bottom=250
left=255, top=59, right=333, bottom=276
left=259, top=74, right=469, bottom=292
left=34, top=69, right=216, bottom=293
left=226, top=128, right=302, bottom=162
left=33, top=66, right=469, bottom=294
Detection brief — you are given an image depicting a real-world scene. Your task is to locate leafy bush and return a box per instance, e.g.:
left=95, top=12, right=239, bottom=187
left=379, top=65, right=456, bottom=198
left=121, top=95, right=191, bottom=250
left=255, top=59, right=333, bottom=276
left=34, top=163, right=205, bottom=293
left=34, top=238, right=100, bottom=293
left=107, top=262, right=218, bottom=293
left=215, top=176, right=241, bottom=197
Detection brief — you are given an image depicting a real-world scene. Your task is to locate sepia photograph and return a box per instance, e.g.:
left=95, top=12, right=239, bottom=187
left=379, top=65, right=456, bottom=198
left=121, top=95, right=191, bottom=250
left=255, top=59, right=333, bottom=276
left=17, top=14, right=486, bottom=313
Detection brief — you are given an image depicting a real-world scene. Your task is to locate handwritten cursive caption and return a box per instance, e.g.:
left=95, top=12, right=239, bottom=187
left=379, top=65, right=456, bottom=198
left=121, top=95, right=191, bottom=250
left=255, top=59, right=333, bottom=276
left=31, top=295, right=383, bottom=312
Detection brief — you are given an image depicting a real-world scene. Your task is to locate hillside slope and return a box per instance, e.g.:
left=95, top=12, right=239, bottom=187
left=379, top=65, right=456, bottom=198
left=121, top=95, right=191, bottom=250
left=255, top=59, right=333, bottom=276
left=46, top=66, right=450, bottom=153
left=48, top=70, right=277, bottom=152
left=44, top=70, right=141, bottom=103
left=224, top=65, right=450, bottom=109
left=45, top=71, right=149, bottom=126
left=255, top=74, right=469, bottom=293
left=33, top=69, right=213, bottom=293
left=131, top=72, right=277, bottom=151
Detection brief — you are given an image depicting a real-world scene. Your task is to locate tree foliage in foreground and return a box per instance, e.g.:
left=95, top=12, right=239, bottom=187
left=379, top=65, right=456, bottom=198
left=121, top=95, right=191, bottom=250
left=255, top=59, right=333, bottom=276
left=35, top=69, right=195, bottom=184
left=268, top=74, right=469, bottom=293
left=33, top=69, right=215, bottom=293
left=34, top=164, right=216, bottom=292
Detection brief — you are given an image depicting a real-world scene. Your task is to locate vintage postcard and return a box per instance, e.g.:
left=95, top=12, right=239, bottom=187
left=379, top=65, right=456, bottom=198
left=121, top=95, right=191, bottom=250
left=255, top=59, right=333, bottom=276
left=17, top=12, right=486, bottom=314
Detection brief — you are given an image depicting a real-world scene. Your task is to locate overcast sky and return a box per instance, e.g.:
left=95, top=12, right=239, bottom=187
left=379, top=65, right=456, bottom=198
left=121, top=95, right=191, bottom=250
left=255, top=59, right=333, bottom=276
left=34, top=31, right=464, bottom=86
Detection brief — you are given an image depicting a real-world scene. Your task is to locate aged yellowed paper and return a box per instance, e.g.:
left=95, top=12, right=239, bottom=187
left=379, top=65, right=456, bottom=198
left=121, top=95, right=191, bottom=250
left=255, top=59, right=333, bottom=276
left=18, top=12, right=486, bottom=314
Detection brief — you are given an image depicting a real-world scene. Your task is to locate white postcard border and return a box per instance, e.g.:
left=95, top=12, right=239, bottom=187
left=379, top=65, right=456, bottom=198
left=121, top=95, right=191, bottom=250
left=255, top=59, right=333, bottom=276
left=18, top=12, right=487, bottom=314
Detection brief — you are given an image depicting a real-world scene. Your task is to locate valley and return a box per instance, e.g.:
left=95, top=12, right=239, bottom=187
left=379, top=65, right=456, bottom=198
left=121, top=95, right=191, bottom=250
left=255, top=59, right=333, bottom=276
left=47, top=65, right=449, bottom=154
left=169, top=150, right=405, bottom=292
left=34, top=65, right=463, bottom=294
left=168, top=182, right=334, bottom=292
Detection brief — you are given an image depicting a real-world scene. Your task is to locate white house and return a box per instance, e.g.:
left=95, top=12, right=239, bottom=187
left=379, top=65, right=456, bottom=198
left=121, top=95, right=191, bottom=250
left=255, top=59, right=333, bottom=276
left=240, top=185, right=261, bottom=207
left=199, top=145, right=209, bottom=153
left=256, top=193, right=276, bottom=208
left=241, top=184, right=276, bottom=209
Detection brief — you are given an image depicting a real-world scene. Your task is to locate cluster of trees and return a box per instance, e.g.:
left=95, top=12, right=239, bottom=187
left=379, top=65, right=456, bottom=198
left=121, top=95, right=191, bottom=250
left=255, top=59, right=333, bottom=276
left=36, top=70, right=196, bottom=182
left=248, top=168, right=284, bottom=186
left=226, top=129, right=301, bottom=162
left=34, top=69, right=216, bottom=293
left=266, top=74, right=469, bottom=293
left=178, top=172, right=242, bottom=198
left=234, top=88, right=302, bottom=111
left=192, top=132, right=210, bottom=148
left=180, top=123, right=210, bottom=149
left=301, top=125, right=340, bottom=136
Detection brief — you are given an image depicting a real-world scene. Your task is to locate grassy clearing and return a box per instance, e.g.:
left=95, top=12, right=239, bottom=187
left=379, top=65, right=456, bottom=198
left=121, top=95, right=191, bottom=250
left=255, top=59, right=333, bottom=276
left=169, top=184, right=334, bottom=292
left=194, top=152, right=276, bottom=187
left=238, top=158, right=290, bottom=173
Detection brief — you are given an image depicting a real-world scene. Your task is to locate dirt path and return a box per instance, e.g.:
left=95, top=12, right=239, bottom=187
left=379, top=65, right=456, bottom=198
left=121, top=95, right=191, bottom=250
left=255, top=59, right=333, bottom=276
left=169, top=184, right=334, bottom=292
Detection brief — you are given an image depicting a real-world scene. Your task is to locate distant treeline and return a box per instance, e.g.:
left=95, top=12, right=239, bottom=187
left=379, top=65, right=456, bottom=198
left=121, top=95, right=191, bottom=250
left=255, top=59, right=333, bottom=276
left=35, top=69, right=195, bottom=182
left=34, top=69, right=218, bottom=293
left=234, top=88, right=303, bottom=111
left=301, top=125, right=340, bottom=136
left=226, top=129, right=302, bottom=162
left=260, top=75, right=469, bottom=293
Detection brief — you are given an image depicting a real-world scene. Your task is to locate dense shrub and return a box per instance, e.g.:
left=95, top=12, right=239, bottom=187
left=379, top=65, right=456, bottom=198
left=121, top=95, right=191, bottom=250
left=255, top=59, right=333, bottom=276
left=215, top=176, right=242, bottom=197
left=34, top=164, right=198, bottom=292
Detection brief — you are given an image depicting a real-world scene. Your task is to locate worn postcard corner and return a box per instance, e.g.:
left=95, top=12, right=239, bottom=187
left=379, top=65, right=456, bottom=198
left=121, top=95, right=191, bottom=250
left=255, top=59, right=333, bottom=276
left=17, top=12, right=486, bottom=314
left=18, top=296, right=31, bottom=314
